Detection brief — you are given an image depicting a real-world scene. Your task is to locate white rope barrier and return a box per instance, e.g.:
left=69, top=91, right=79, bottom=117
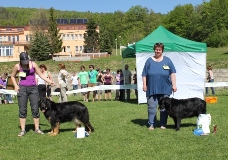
left=1, top=82, right=227, bottom=96
left=204, top=82, right=228, bottom=87
left=0, top=84, right=137, bottom=96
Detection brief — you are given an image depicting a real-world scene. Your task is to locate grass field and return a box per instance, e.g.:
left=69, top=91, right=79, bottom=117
left=1, top=47, right=228, bottom=74
left=1, top=89, right=228, bottom=160
left=1, top=47, right=228, bottom=159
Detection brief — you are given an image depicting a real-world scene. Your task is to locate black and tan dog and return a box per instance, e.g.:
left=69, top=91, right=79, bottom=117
left=39, top=98, right=94, bottom=136
left=158, top=97, right=206, bottom=131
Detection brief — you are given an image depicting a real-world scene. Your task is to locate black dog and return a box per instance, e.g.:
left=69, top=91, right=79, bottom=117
left=158, top=97, right=206, bottom=131
left=39, top=98, right=94, bottom=136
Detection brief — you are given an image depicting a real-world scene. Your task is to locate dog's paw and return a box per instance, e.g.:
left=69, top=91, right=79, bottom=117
left=49, top=133, right=58, bottom=136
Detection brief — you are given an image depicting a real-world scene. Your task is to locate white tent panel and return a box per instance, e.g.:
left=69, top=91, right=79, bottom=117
left=136, top=52, right=206, bottom=104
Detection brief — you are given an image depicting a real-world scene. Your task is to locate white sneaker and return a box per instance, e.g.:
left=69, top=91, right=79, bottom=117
left=9, top=101, right=14, bottom=104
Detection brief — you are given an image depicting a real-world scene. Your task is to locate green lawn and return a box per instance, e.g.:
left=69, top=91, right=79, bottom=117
left=1, top=47, right=228, bottom=159
left=1, top=90, right=228, bottom=160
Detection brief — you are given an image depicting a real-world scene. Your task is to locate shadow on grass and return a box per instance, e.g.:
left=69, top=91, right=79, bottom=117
left=223, top=52, right=228, bottom=54
left=131, top=118, right=148, bottom=127
left=119, top=99, right=139, bottom=104
left=42, top=128, right=76, bottom=133
left=166, top=123, right=196, bottom=130
left=131, top=119, right=196, bottom=130
left=18, top=124, right=49, bottom=132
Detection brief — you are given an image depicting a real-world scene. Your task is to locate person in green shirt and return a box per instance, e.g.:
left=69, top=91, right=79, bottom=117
left=78, top=65, right=89, bottom=102
left=87, top=65, right=98, bottom=102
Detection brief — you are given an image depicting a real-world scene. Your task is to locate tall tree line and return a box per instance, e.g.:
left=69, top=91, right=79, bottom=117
left=1, top=0, right=228, bottom=48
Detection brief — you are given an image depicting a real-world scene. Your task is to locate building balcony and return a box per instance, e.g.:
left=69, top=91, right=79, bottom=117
left=0, top=41, right=30, bottom=45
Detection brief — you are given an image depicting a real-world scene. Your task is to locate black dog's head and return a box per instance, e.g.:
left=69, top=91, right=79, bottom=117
left=158, top=97, right=173, bottom=111
left=38, top=97, right=51, bottom=113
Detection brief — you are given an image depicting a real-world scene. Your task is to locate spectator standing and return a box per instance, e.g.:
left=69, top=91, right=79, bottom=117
left=206, top=65, right=215, bottom=95
left=42, top=65, right=52, bottom=98
left=115, top=69, right=123, bottom=100
left=78, top=65, right=89, bottom=102
left=133, top=68, right=138, bottom=99
left=0, top=74, right=8, bottom=104
left=4, top=72, right=14, bottom=103
left=71, top=72, right=79, bottom=96
left=123, top=64, right=132, bottom=101
left=87, top=65, right=98, bottom=102
left=35, top=67, right=46, bottom=100
left=96, top=68, right=103, bottom=101
left=102, top=68, right=114, bottom=101
left=58, top=63, right=69, bottom=103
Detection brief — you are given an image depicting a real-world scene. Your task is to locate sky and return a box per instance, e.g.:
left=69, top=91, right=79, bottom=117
left=0, top=0, right=208, bottom=14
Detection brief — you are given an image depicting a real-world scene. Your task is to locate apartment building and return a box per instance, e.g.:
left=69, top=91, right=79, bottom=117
left=0, top=18, right=99, bottom=62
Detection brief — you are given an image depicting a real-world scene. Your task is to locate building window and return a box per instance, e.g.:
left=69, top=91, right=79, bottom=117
left=80, top=46, right=82, bottom=51
left=8, top=36, right=11, bottom=41
left=67, top=34, right=70, bottom=40
left=17, top=36, right=19, bottom=41
left=63, top=46, right=66, bottom=52
left=25, top=35, right=29, bottom=41
left=67, top=46, right=70, bottom=52
left=75, top=46, right=78, bottom=52
left=62, top=34, right=66, bottom=40
left=0, top=46, right=14, bottom=56
left=71, top=34, right=74, bottom=40
left=79, top=34, right=82, bottom=40
left=75, top=34, right=78, bottom=40
left=3, top=36, right=7, bottom=41
left=12, top=36, right=15, bottom=43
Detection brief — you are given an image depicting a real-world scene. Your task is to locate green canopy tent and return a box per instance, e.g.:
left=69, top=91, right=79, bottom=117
left=122, top=25, right=206, bottom=58
left=121, top=25, right=207, bottom=104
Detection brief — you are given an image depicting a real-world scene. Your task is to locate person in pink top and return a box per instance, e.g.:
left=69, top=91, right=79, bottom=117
left=101, top=68, right=114, bottom=101
left=11, top=52, right=54, bottom=137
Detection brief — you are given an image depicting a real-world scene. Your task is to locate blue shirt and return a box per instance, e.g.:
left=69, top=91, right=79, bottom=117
left=142, top=56, right=176, bottom=97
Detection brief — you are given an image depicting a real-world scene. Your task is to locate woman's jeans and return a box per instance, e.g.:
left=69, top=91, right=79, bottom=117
left=72, top=84, right=78, bottom=95
left=206, top=79, right=215, bottom=95
left=147, top=94, right=169, bottom=127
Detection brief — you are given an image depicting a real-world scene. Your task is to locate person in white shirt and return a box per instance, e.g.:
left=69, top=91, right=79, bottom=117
left=58, top=63, right=69, bottom=103
left=206, top=65, right=215, bottom=95
left=35, top=67, right=47, bottom=100
left=71, top=72, right=79, bottom=96
left=35, top=64, right=53, bottom=100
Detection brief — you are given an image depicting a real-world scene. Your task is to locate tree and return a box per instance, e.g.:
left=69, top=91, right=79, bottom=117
left=48, top=7, right=63, bottom=56
left=83, top=18, right=100, bottom=53
left=162, top=4, right=195, bottom=39
left=100, top=29, right=112, bottom=54
left=29, top=8, right=49, bottom=32
left=29, top=32, right=51, bottom=61
left=28, top=8, right=51, bottom=60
